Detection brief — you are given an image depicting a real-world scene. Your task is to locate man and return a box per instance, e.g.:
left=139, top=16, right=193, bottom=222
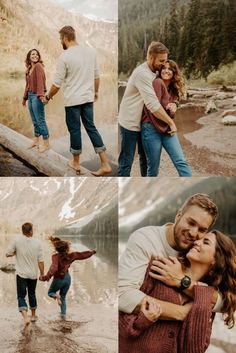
left=44, top=26, right=111, bottom=176
left=6, top=223, right=44, bottom=328
left=118, top=41, right=178, bottom=176
left=119, top=193, right=222, bottom=319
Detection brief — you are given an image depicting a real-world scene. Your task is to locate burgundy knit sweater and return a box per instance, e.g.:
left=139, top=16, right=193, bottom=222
left=141, top=78, right=174, bottom=133
left=23, top=62, right=47, bottom=100
left=42, top=250, right=96, bottom=281
left=119, top=264, right=214, bottom=353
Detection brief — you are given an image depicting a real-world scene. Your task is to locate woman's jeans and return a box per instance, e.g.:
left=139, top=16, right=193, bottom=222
left=118, top=125, right=147, bottom=176
left=65, top=102, right=106, bottom=155
left=141, top=122, right=192, bottom=177
left=16, top=274, right=37, bottom=311
left=48, top=272, right=71, bottom=316
left=28, top=91, right=49, bottom=139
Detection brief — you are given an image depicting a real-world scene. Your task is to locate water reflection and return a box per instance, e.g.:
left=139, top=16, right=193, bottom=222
left=0, top=76, right=117, bottom=139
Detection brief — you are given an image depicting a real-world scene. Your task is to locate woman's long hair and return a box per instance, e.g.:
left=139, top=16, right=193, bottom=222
left=25, top=48, right=43, bottom=75
left=48, top=236, right=70, bottom=261
left=202, top=230, right=236, bottom=328
left=159, top=60, right=186, bottom=100
left=180, top=230, right=236, bottom=328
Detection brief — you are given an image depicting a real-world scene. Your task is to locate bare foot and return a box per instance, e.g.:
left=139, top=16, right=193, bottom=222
left=68, top=160, right=81, bottom=174
left=24, top=317, right=30, bottom=328
left=39, top=140, right=50, bottom=153
left=30, top=316, right=38, bottom=322
left=91, top=164, right=112, bottom=177
left=54, top=294, right=62, bottom=306
left=27, top=138, right=39, bottom=149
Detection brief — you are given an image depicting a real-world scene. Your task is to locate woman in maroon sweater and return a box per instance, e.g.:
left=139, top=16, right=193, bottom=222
left=22, top=49, right=50, bottom=152
left=141, top=60, right=192, bottom=177
left=119, top=230, right=236, bottom=353
left=40, top=236, right=96, bottom=319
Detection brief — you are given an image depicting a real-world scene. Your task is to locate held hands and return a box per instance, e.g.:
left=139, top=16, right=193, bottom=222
left=140, top=296, right=162, bottom=322
left=40, top=96, right=48, bottom=105
left=149, top=256, right=184, bottom=287
left=39, top=275, right=44, bottom=281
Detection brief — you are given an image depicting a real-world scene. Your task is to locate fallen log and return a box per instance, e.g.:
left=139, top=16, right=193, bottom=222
left=0, top=124, right=92, bottom=176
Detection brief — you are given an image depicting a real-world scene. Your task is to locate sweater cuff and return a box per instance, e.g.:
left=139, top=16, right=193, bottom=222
left=193, top=285, right=214, bottom=307
left=133, top=311, right=155, bottom=331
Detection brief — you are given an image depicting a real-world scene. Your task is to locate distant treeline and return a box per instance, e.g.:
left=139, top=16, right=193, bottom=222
left=119, top=0, right=236, bottom=78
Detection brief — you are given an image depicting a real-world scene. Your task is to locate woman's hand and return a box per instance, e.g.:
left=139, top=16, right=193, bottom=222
left=22, top=99, right=26, bottom=107
left=140, top=296, right=162, bottom=322
left=166, top=102, right=178, bottom=115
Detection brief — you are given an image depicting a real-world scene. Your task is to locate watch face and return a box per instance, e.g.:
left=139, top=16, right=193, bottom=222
left=182, top=276, right=191, bottom=288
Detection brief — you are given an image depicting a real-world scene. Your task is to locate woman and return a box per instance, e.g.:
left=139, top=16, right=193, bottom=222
left=40, top=236, right=96, bottom=319
left=141, top=60, right=192, bottom=176
left=119, top=230, right=236, bottom=353
left=22, top=49, right=50, bottom=152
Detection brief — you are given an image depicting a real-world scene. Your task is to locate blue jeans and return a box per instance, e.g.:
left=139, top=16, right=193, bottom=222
left=28, top=91, right=49, bottom=139
left=141, top=122, right=192, bottom=177
left=16, top=275, right=37, bottom=311
left=118, top=125, right=147, bottom=176
left=65, top=103, right=106, bottom=155
left=48, top=272, right=71, bottom=316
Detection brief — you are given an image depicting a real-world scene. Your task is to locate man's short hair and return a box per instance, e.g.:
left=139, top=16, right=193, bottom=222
left=59, top=26, right=76, bottom=41
left=179, top=193, right=218, bottom=227
left=147, top=41, right=169, bottom=58
left=22, top=222, right=33, bottom=235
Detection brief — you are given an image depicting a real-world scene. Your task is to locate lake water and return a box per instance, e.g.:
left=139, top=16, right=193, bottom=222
left=0, top=234, right=117, bottom=309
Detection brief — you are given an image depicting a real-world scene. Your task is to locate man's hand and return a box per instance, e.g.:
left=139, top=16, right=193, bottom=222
left=140, top=296, right=162, bottom=322
left=168, top=122, right=177, bottom=136
left=94, top=92, right=99, bottom=101
left=40, top=96, right=48, bottom=105
left=149, top=256, right=184, bottom=287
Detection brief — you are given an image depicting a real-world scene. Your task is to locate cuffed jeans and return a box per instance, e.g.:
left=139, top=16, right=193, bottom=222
left=16, top=274, right=37, bottom=311
left=48, top=272, right=71, bottom=316
left=65, top=102, right=106, bottom=155
left=28, top=91, right=49, bottom=139
left=118, top=125, right=147, bottom=176
left=141, top=122, right=192, bottom=177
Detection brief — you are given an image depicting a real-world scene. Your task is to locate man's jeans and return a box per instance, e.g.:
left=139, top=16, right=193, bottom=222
left=118, top=125, right=147, bottom=176
left=28, top=91, right=49, bottom=139
left=16, top=275, right=37, bottom=311
left=65, top=102, right=106, bottom=155
left=48, top=272, right=71, bottom=316
left=141, top=122, right=192, bottom=177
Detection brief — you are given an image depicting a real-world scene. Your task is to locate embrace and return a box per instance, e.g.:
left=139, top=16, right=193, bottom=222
left=22, top=25, right=111, bottom=176
left=6, top=222, right=96, bottom=328
left=119, top=193, right=236, bottom=353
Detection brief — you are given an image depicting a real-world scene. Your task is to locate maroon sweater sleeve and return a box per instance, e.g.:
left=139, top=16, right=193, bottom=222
left=119, top=311, right=155, bottom=338
left=42, top=254, right=58, bottom=281
left=152, top=78, right=170, bottom=110
left=34, top=63, right=46, bottom=97
left=178, top=285, right=214, bottom=353
left=70, top=250, right=96, bottom=261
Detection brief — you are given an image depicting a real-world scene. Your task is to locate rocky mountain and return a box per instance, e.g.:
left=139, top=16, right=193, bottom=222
left=0, top=0, right=117, bottom=79
left=0, top=177, right=118, bottom=235
left=119, top=177, right=236, bottom=241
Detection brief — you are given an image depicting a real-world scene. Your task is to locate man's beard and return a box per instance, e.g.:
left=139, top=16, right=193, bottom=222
left=173, top=221, right=193, bottom=254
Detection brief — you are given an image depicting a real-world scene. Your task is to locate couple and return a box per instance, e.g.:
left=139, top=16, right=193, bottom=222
left=22, top=25, right=111, bottom=176
left=6, top=222, right=96, bottom=328
left=119, top=193, right=236, bottom=352
left=118, top=41, right=192, bottom=177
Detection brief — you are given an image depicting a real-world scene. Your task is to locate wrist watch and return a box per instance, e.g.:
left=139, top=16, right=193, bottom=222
left=179, top=275, right=191, bottom=291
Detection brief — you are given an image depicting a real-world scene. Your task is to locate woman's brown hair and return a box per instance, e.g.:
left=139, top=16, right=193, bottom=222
left=159, top=59, right=186, bottom=100
left=203, top=230, right=236, bottom=328
left=48, top=236, right=70, bottom=255
left=25, top=48, right=43, bottom=75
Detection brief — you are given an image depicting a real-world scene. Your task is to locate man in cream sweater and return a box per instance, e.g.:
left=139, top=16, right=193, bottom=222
left=119, top=194, right=223, bottom=318
left=45, top=26, right=111, bottom=176
left=6, top=223, right=44, bottom=328
left=118, top=41, right=178, bottom=176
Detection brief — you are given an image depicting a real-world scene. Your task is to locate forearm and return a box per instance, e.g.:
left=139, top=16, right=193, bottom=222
left=47, top=84, right=60, bottom=99
left=153, top=105, right=174, bottom=126
left=38, top=261, right=44, bottom=276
